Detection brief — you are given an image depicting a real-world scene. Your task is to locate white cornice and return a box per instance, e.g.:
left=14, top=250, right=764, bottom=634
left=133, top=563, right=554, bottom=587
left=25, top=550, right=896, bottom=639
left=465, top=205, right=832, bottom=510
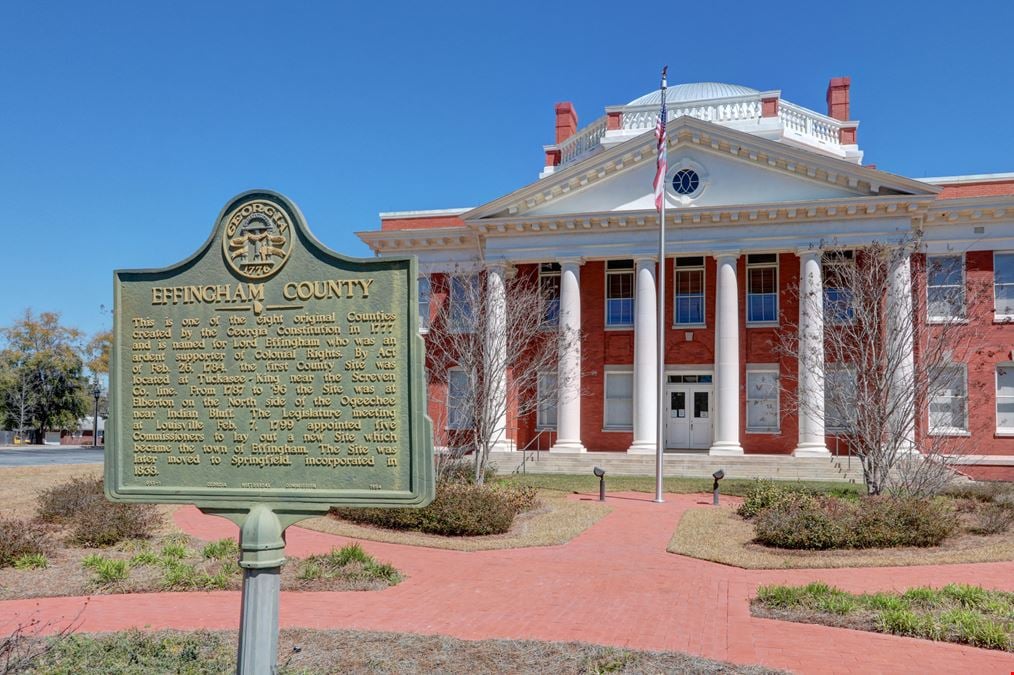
left=925, top=195, right=1014, bottom=224
left=356, top=226, right=478, bottom=253
left=462, top=117, right=938, bottom=222
left=470, top=195, right=934, bottom=235
left=377, top=207, right=472, bottom=219
left=920, top=172, right=1014, bottom=185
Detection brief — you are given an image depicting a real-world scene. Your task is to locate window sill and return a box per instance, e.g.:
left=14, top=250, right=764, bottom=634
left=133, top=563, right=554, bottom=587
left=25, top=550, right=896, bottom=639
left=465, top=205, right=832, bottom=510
left=673, top=324, right=707, bottom=330
left=746, top=429, right=781, bottom=435
left=601, top=427, right=633, bottom=433
left=534, top=426, right=556, bottom=432
left=604, top=325, right=634, bottom=332
left=927, top=317, right=968, bottom=325
left=928, top=429, right=971, bottom=437
left=746, top=322, right=779, bottom=329
left=994, top=431, right=1014, bottom=438
left=993, top=316, right=1014, bottom=324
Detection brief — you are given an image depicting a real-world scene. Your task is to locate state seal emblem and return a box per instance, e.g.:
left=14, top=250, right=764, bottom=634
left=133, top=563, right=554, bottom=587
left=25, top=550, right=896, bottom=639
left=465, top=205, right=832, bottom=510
left=222, top=199, right=293, bottom=280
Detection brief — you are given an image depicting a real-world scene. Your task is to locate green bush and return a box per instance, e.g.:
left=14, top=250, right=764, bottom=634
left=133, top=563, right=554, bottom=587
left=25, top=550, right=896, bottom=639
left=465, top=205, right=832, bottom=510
left=753, top=495, right=956, bottom=550
left=13, top=553, right=48, bottom=570
left=0, top=517, right=50, bottom=568
left=335, top=481, right=520, bottom=536
left=68, top=502, right=160, bottom=547
left=737, top=480, right=801, bottom=519
left=201, top=538, right=239, bottom=561
left=296, top=544, right=400, bottom=586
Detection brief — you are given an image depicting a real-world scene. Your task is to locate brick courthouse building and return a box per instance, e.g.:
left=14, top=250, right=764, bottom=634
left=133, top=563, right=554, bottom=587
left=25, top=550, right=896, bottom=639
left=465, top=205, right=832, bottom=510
left=359, top=79, right=1014, bottom=481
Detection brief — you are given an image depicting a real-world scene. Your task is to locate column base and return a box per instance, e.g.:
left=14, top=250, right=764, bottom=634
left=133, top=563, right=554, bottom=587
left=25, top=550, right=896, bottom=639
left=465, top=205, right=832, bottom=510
left=550, top=439, right=587, bottom=453
left=490, top=439, right=516, bottom=453
left=709, top=442, right=744, bottom=456
left=792, top=443, right=830, bottom=458
left=627, top=440, right=658, bottom=455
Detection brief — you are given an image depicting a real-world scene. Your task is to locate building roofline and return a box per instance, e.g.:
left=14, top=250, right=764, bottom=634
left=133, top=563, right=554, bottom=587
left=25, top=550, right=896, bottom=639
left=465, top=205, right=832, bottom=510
left=378, top=207, right=473, bottom=219
left=920, top=172, right=1014, bottom=185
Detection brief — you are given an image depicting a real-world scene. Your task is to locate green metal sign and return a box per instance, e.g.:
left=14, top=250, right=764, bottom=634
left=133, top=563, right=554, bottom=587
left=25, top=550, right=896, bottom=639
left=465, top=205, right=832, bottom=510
left=106, top=190, right=434, bottom=512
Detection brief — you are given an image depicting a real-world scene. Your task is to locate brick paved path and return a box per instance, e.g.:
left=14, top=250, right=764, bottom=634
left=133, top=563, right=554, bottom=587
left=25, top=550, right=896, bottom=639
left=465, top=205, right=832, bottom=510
left=4, top=493, right=1013, bottom=674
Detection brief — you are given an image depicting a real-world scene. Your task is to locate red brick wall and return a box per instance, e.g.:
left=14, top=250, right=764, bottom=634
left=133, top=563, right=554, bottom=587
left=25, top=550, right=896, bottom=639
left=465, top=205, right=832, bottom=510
left=957, top=465, right=1014, bottom=481
left=936, top=181, right=1014, bottom=200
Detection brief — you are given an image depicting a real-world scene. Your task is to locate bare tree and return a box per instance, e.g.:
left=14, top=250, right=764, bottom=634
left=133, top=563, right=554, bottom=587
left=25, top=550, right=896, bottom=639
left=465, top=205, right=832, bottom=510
left=423, top=264, right=581, bottom=484
left=2, top=367, right=36, bottom=443
left=777, top=236, right=989, bottom=496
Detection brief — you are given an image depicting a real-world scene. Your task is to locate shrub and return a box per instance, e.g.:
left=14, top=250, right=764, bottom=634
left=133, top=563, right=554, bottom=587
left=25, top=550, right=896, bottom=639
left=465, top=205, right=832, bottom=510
left=295, top=544, right=400, bottom=586
left=36, top=477, right=104, bottom=524
left=201, top=539, right=239, bottom=561
left=83, top=556, right=129, bottom=585
left=13, top=553, right=48, bottom=570
left=0, top=517, right=50, bottom=568
left=737, top=480, right=798, bottom=519
left=753, top=495, right=956, bottom=550
left=969, top=503, right=1013, bottom=535
left=335, top=481, right=518, bottom=536
left=68, top=502, right=160, bottom=547
left=489, top=482, right=539, bottom=514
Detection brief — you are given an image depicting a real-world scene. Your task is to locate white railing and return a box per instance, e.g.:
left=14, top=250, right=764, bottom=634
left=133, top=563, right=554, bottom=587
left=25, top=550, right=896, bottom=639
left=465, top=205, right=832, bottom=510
left=778, top=100, right=842, bottom=146
left=557, top=116, right=607, bottom=165
left=550, top=95, right=848, bottom=170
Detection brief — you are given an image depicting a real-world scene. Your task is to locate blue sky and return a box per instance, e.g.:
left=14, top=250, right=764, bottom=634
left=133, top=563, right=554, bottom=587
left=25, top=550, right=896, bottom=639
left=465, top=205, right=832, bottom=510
left=2, top=1, right=1013, bottom=338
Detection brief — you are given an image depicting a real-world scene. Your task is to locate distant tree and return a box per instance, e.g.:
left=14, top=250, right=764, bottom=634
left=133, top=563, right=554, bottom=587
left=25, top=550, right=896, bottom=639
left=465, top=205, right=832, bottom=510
left=84, top=329, right=113, bottom=377
left=0, top=310, right=88, bottom=443
left=0, top=357, right=35, bottom=442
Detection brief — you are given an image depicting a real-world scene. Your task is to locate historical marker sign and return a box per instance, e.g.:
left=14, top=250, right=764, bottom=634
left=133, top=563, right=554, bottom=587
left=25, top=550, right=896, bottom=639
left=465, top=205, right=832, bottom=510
left=107, top=190, right=434, bottom=510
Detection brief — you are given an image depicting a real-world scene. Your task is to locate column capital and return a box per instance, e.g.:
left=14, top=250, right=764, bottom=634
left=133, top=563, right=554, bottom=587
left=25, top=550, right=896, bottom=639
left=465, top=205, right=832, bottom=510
left=485, top=260, right=510, bottom=274
left=632, top=255, right=657, bottom=266
left=557, top=257, right=584, bottom=268
left=713, top=250, right=741, bottom=262
left=796, top=247, right=822, bottom=260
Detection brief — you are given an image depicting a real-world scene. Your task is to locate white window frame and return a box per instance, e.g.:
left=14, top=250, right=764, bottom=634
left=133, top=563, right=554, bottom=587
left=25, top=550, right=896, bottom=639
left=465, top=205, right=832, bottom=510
left=996, top=363, right=1014, bottom=435
left=746, top=254, right=779, bottom=326
left=418, top=275, right=431, bottom=333
left=535, top=371, right=558, bottom=430
left=605, top=261, right=635, bottom=329
left=824, top=365, right=855, bottom=433
left=539, top=263, right=561, bottom=329
left=449, top=274, right=477, bottom=334
left=673, top=257, right=706, bottom=327
left=745, top=365, right=780, bottom=433
left=603, top=370, right=634, bottom=431
left=926, top=254, right=966, bottom=323
left=928, top=363, right=968, bottom=436
left=994, top=252, right=1014, bottom=321
left=446, top=367, right=473, bottom=430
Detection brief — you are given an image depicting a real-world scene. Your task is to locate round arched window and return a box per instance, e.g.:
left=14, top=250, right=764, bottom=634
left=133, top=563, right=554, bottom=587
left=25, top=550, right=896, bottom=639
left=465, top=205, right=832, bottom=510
left=671, top=168, right=700, bottom=195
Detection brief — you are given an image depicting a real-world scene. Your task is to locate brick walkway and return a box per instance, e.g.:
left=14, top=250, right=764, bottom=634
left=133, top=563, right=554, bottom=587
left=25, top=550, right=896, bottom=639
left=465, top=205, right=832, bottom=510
left=4, top=493, right=1013, bottom=674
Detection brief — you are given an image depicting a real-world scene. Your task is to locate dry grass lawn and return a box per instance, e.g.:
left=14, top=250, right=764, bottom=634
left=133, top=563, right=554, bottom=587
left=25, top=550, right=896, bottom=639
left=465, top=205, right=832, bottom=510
left=668, top=505, right=1014, bottom=568
left=19, top=628, right=785, bottom=674
left=299, top=492, right=611, bottom=551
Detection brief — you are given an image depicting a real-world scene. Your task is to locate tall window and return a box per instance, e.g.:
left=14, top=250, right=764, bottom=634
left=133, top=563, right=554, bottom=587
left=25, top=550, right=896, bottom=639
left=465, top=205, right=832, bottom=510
left=450, top=275, right=477, bottom=333
left=746, top=368, right=779, bottom=432
left=823, top=251, right=854, bottom=324
left=447, top=369, right=472, bottom=430
left=606, top=260, right=634, bottom=327
left=539, top=263, right=561, bottom=327
left=604, top=371, right=633, bottom=429
left=746, top=254, right=778, bottom=323
left=418, top=275, right=431, bottom=332
left=996, top=365, right=1014, bottom=433
left=929, top=364, right=967, bottom=434
left=995, top=253, right=1014, bottom=319
left=674, top=256, right=705, bottom=326
left=824, top=366, right=855, bottom=433
left=536, top=372, right=558, bottom=429
left=927, top=255, right=965, bottom=321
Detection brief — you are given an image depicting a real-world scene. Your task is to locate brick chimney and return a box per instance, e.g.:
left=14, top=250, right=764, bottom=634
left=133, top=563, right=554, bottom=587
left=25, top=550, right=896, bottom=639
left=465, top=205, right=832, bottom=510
left=825, top=77, right=850, bottom=121
left=555, top=102, right=578, bottom=143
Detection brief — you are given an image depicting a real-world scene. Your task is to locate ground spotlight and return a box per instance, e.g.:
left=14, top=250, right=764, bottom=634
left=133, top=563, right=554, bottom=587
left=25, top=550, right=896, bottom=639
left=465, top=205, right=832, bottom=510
left=712, top=469, right=725, bottom=505
left=593, top=466, right=606, bottom=501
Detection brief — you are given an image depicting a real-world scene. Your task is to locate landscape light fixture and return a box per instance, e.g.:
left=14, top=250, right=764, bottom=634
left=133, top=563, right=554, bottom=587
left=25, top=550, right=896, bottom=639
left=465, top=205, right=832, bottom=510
left=593, top=466, right=606, bottom=501
left=712, top=469, right=725, bottom=506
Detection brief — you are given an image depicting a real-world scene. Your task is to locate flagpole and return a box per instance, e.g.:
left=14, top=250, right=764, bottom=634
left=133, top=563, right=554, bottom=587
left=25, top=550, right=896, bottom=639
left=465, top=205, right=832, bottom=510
left=654, top=67, right=668, bottom=504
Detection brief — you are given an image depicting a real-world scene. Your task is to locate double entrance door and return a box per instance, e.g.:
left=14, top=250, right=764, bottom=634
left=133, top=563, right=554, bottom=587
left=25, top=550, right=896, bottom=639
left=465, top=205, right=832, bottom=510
left=664, top=374, right=713, bottom=450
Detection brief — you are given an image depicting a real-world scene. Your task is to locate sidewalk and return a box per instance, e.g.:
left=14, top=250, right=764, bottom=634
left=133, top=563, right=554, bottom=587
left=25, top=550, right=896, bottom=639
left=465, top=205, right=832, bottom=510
left=3, top=493, right=1012, bottom=674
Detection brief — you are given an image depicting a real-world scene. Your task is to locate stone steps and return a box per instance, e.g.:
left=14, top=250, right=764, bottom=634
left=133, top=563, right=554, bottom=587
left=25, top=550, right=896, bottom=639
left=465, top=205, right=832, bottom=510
left=489, top=450, right=863, bottom=483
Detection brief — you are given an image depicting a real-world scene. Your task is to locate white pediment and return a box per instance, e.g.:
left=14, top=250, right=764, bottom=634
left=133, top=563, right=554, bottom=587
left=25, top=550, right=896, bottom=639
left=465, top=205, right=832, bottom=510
left=462, top=117, right=937, bottom=223
left=525, top=145, right=860, bottom=216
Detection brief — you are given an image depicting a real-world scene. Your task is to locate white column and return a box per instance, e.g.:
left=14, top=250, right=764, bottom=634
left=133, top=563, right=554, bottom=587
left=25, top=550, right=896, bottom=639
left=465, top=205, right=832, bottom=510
left=486, top=262, right=512, bottom=452
left=629, top=257, right=658, bottom=454
left=794, top=250, right=830, bottom=457
left=710, top=252, right=744, bottom=455
left=552, top=259, right=586, bottom=452
left=887, top=251, right=917, bottom=453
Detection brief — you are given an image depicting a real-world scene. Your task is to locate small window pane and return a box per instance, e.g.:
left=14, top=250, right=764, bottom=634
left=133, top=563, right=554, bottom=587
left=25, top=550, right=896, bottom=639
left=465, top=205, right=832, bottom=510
left=537, top=373, right=558, bottom=429
left=418, top=276, right=431, bottom=331
left=605, top=373, right=633, bottom=429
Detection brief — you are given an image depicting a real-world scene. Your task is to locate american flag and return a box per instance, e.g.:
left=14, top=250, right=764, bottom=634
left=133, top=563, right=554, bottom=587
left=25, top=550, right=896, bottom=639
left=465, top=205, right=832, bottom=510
left=653, top=66, right=668, bottom=212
